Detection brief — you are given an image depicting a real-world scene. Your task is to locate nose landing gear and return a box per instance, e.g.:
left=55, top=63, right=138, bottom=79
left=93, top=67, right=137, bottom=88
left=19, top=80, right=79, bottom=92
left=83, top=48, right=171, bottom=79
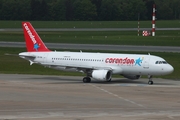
left=148, top=75, right=153, bottom=85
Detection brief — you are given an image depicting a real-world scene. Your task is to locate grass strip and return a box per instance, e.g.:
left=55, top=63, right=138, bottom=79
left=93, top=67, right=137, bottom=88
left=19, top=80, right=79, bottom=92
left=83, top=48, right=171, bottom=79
left=0, top=31, right=180, bottom=46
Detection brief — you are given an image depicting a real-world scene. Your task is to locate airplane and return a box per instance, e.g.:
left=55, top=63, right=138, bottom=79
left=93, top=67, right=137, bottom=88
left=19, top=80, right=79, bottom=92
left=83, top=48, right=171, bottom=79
left=19, top=22, right=174, bottom=85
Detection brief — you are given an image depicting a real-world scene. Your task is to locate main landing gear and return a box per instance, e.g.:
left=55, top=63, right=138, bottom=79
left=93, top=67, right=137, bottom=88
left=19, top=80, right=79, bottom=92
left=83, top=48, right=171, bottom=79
left=83, top=77, right=91, bottom=83
left=148, top=75, right=153, bottom=85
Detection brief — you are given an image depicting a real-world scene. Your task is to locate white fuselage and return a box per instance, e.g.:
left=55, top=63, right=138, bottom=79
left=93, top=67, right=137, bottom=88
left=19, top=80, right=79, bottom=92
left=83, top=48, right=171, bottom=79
left=19, top=51, right=174, bottom=76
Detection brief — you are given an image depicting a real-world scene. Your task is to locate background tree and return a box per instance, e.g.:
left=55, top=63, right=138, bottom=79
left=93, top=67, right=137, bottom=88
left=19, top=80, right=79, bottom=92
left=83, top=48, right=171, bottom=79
left=99, top=0, right=122, bottom=21
left=131, top=0, right=147, bottom=20
left=48, top=0, right=66, bottom=20
left=40, top=0, right=48, bottom=20
left=73, top=0, right=97, bottom=20
left=1, top=0, right=31, bottom=20
left=144, top=0, right=155, bottom=20
left=171, top=0, right=180, bottom=19
left=0, top=0, right=179, bottom=21
left=31, top=0, right=49, bottom=20
left=65, top=0, right=74, bottom=21
left=0, top=0, right=3, bottom=20
left=120, top=0, right=147, bottom=20
left=31, top=0, right=41, bottom=20
left=155, top=0, right=173, bottom=20
left=90, top=0, right=102, bottom=20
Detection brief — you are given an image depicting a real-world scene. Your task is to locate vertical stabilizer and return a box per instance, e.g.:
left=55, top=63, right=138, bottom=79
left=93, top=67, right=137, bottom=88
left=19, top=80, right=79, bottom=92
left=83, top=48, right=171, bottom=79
left=22, top=22, right=50, bottom=52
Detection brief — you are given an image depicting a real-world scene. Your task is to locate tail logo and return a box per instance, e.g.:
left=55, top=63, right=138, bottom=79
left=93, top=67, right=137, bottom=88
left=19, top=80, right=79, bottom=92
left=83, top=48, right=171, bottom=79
left=23, top=23, right=40, bottom=51
left=34, top=43, right=40, bottom=51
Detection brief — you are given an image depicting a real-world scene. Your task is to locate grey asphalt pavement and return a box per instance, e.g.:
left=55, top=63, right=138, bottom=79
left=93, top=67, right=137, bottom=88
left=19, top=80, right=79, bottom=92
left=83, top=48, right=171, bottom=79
left=0, top=41, right=180, bottom=53
left=0, top=74, right=180, bottom=120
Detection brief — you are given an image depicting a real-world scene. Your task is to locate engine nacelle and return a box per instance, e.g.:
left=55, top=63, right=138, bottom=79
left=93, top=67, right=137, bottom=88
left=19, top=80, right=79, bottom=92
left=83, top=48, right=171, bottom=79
left=92, top=70, right=112, bottom=81
left=122, top=74, right=141, bottom=80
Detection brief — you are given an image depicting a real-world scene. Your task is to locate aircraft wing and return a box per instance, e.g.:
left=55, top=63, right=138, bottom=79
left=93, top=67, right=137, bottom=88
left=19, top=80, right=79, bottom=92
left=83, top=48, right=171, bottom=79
left=5, top=53, right=19, bottom=56
left=5, top=53, right=35, bottom=61
left=41, top=63, right=112, bottom=72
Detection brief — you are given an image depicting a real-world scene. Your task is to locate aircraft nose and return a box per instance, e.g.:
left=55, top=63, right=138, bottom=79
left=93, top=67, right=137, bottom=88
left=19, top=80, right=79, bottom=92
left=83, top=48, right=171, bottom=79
left=166, top=65, right=174, bottom=74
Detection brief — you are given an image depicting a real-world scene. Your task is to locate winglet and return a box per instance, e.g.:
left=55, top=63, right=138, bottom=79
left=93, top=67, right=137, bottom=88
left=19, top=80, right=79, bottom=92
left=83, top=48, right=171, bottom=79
left=22, top=22, right=50, bottom=52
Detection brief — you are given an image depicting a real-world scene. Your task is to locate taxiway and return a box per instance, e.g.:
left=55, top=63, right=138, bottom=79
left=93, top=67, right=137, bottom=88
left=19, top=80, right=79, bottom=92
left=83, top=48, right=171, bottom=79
left=0, top=74, right=180, bottom=120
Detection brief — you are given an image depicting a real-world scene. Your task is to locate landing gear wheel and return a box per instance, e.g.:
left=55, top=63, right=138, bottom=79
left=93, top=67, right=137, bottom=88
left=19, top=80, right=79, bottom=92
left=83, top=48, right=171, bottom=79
left=107, top=79, right=112, bottom=82
left=148, top=75, right=153, bottom=85
left=148, top=80, right=153, bottom=85
left=83, top=77, right=91, bottom=83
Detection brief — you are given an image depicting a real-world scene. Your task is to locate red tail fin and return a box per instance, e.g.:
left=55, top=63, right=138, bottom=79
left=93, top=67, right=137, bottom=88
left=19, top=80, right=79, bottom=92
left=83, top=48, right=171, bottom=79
left=22, top=22, right=50, bottom=52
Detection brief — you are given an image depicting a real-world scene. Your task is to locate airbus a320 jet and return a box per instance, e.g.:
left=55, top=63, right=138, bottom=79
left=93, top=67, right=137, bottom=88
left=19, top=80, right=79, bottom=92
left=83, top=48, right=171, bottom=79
left=19, top=22, right=174, bottom=85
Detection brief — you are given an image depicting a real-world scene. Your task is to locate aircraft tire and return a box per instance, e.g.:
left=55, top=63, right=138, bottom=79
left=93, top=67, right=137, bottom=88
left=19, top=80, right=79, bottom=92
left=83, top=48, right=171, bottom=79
left=107, top=79, right=112, bottom=82
left=83, top=77, right=91, bottom=83
left=148, top=80, right=153, bottom=85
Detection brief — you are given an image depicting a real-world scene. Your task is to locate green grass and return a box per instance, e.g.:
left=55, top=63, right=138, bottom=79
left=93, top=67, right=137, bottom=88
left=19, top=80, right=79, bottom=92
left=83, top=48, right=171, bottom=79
left=0, top=31, right=180, bottom=46
left=0, top=20, right=180, bottom=28
left=0, top=47, right=179, bottom=80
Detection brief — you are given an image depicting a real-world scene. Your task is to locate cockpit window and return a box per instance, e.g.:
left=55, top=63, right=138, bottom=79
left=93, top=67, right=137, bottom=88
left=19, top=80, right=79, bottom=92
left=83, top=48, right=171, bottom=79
left=155, top=61, right=168, bottom=64
left=163, top=61, right=168, bottom=64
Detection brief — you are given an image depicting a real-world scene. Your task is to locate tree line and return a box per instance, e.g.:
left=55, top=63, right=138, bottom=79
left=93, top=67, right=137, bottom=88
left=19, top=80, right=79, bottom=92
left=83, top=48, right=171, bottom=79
left=0, top=0, right=179, bottom=21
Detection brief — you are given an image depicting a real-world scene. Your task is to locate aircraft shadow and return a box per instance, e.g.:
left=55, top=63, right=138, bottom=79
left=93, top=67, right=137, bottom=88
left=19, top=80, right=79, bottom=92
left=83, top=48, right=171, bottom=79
left=24, top=76, right=174, bottom=85
left=25, top=76, right=148, bottom=85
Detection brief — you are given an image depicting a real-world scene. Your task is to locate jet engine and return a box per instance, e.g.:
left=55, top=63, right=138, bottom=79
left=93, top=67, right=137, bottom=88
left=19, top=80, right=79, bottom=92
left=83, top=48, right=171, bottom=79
left=92, top=70, right=112, bottom=81
left=122, top=74, right=141, bottom=80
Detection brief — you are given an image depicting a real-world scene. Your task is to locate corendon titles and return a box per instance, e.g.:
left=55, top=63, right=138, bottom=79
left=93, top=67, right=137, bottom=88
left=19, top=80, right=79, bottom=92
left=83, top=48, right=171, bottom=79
left=23, top=23, right=37, bottom=44
left=105, top=57, right=135, bottom=65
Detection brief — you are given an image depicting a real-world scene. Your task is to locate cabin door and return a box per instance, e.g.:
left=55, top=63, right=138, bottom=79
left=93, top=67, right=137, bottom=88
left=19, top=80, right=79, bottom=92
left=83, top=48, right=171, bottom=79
left=143, top=56, right=150, bottom=69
